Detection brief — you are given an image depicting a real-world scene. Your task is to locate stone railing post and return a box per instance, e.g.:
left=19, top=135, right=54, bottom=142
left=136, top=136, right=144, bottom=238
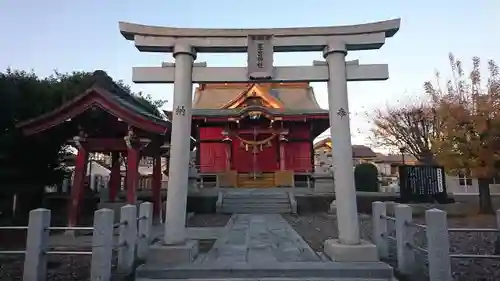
left=425, top=208, right=452, bottom=281
left=395, top=204, right=415, bottom=275
left=117, top=204, right=137, bottom=274
left=372, top=201, right=388, bottom=259
left=91, top=208, right=114, bottom=281
left=137, top=202, right=153, bottom=260
left=23, top=208, right=51, bottom=281
left=495, top=209, right=500, bottom=255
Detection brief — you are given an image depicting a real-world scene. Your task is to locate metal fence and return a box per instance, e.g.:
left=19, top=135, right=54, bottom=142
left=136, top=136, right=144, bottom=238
left=0, top=202, right=154, bottom=281
left=372, top=201, right=500, bottom=281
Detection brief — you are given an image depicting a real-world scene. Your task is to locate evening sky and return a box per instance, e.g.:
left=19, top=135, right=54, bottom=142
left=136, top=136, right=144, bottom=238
left=1, top=0, right=498, bottom=150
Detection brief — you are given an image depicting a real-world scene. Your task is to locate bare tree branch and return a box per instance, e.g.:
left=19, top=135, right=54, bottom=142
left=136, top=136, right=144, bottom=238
left=369, top=100, right=439, bottom=164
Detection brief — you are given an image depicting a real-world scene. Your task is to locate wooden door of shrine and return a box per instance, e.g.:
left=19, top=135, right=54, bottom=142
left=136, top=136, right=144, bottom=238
left=231, top=130, right=278, bottom=187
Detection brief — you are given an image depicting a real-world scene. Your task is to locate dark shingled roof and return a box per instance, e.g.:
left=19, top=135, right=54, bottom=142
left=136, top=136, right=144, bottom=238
left=89, top=70, right=166, bottom=124
left=374, top=153, right=418, bottom=163
left=16, top=70, right=171, bottom=135
left=351, top=145, right=377, bottom=158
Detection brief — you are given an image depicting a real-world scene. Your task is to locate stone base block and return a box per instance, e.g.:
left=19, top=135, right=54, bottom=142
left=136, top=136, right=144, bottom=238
left=329, top=200, right=337, bottom=214
left=313, top=179, right=334, bottom=194
left=146, top=240, right=199, bottom=265
left=323, top=239, right=379, bottom=262
left=98, top=201, right=142, bottom=222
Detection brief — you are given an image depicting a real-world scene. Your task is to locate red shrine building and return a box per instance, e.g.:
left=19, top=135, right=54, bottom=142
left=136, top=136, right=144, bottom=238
left=187, top=82, right=330, bottom=188
left=17, top=71, right=170, bottom=226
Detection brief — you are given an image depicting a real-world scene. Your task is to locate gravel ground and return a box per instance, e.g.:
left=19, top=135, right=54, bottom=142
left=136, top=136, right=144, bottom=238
left=0, top=255, right=94, bottom=281
left=0, top=214, right=232, bottom=281
left=284, top=213, right=500, bottom=281
left=0, top=229, right=94, bottom=281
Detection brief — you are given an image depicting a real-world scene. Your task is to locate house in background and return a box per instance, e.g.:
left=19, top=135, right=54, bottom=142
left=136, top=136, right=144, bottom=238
left=313, top=138, right=418, bottom=170
left=56, top=151, right=171, bottom=195
left=313, top=138, right=379, bottom=168
left=445, top=173, right=500, bottom=195
left=312, top=138, right=419, bottom=191
left=373, top=153, right=418, bottom=176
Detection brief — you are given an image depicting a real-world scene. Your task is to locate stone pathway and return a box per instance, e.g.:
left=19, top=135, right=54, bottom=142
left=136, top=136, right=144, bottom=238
left=136, top=214, right=395, bottom=281
left=198, top=214, right=320, bottom=264
left=151, top=225, right=226, bottom=240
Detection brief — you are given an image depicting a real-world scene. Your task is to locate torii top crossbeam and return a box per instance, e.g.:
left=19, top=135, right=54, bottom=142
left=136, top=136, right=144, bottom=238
left=119, top=19, right=400, bottom=53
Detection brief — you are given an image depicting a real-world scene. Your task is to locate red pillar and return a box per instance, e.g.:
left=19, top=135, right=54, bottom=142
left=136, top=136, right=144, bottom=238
left=225, top=143, right=232, bottom=170
left=279, top=144, right=286, bottom=171
left=279, top=133, right=287, bottom=171
left=152, top=154, right=162, bottom=221
left=68, top=148, right=87, bottom=227
left=126, top=148, right=140, bottom=204
left=109, top=152, right=121, bottom=202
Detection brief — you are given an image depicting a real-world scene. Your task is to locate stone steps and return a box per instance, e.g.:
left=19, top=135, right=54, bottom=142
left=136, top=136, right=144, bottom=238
left=222, top=199, right=290, bottom=205
left=135, top=261, right=394, bottom=280
left=223, top=196, right=289, bottom=200
left=224, top=194, right=289, bottom=199
left=220, top=207, right=292, bottom=214
left=219, top=190, right=292, bottom=214
left=222, top=203, right=290, bottom=208
left=135, top=277, right=397, bottom=281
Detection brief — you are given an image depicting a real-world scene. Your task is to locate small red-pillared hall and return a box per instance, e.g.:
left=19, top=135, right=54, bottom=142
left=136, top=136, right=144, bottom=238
left=16, top=70, right=172, bottom=226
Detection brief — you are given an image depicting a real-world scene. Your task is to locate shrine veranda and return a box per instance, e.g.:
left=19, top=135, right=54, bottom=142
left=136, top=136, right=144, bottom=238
left=119, top=19, right=400, bottom=259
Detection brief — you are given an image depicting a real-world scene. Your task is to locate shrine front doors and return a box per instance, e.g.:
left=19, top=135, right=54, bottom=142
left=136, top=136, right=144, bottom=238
left=231, top=138, right=278, bottom=173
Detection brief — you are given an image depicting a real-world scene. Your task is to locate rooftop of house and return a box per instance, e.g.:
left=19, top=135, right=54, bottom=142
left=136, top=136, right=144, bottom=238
left=313, top=138, right=378, bottom=158
left=374, top=153, right=418, bottom=163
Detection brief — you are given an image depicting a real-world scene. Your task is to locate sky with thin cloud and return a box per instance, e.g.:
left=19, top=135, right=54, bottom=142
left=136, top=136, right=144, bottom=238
left=1, top=0, right=498, bottom=152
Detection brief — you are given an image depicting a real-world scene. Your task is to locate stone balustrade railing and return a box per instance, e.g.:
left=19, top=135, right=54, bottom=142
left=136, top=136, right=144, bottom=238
left=372, top=201, right=500, bottom=281
left=0, top=202, right=154, bottom=281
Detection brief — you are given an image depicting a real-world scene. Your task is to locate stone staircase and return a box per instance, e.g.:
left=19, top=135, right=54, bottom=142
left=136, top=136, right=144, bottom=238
left=217, top=190, right=295, bottom=214
left=136, top=261, right=395, bottom=281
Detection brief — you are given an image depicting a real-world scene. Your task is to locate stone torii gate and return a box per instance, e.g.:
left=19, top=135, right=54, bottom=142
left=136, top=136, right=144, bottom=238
left=119, top=19, right=400, bottom=262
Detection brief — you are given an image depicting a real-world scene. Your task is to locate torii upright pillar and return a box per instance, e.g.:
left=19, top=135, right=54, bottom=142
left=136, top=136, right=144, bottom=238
left=324, top=41, right=360, bottom=245
left=163, top=44, right=196, bottom=245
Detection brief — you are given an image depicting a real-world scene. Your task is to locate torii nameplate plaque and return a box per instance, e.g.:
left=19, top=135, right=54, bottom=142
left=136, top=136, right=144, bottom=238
left=247, top=35, right=274, bottom=80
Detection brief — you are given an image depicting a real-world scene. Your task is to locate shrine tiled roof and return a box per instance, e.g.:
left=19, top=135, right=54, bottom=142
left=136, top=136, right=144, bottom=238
left=189, top=108, right=329, bottom=116
left=192, top=83, right=323, bottom=110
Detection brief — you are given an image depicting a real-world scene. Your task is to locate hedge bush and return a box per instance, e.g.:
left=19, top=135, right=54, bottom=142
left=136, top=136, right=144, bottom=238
left=354, top=163, right=379, bottom=192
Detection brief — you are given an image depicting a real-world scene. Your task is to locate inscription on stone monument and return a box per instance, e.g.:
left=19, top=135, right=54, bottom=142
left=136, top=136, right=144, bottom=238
left=247, top=35, right=274, bottom=80
left=399, top=165, right=448, bottom=203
